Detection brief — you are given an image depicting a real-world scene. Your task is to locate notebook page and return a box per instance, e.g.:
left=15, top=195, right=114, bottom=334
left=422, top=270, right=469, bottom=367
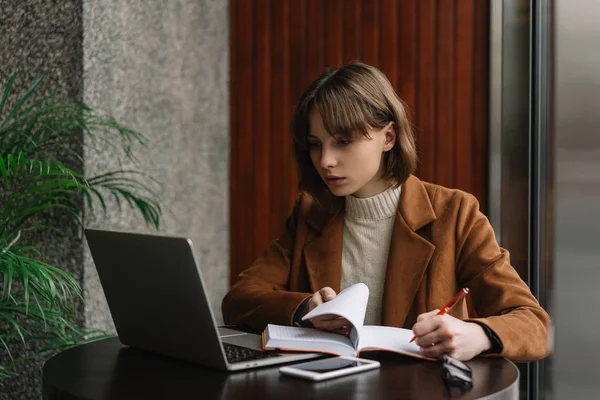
left=301, top=283, right=369, bottom=330
left=266, top=325, right=351, bottom=345
left=357, top=325, right=432, bottom=360
left=264, top=324, right=355, bottom=355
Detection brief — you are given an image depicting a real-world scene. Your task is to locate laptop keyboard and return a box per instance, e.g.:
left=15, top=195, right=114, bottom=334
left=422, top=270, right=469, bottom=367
left=223, top=342, right=281, bottom=363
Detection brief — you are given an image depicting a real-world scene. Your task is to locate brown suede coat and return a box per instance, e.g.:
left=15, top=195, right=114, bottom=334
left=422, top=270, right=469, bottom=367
left=222, top=175, right=550, bottom=362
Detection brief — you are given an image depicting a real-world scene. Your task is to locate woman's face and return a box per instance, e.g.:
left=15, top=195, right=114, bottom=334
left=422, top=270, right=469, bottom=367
left=308, top=110, right=396, bottom=198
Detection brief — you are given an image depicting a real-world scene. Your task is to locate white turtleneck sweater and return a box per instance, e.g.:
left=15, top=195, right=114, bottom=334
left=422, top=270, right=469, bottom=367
left=340, top=185, right=401, bottom=325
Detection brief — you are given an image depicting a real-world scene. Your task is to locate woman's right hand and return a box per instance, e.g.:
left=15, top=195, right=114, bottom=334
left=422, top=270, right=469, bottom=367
left=303, top=286, right=351, bottom=335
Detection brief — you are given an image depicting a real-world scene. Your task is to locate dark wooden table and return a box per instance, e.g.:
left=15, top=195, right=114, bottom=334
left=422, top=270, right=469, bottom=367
left=42, top=337, right=519, bottom=399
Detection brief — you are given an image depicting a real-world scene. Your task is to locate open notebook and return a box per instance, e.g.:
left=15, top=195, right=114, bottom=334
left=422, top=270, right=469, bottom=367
left=262, top=283, right=433, bottom=360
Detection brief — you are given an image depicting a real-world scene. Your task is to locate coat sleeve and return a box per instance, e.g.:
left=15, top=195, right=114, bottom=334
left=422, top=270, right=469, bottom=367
left=221, top=195, right=313, bottom=330
left=455, top=194, right=551, bottom=362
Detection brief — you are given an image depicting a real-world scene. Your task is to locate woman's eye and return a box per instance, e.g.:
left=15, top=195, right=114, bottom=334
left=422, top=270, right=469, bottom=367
left=307, top=142, right=320, bottom=149
left=337, top=139, right=352, bottom=146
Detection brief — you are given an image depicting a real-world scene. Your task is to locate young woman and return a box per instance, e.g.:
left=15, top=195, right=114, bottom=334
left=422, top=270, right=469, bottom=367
left=222, top=62, right=550, bottom=362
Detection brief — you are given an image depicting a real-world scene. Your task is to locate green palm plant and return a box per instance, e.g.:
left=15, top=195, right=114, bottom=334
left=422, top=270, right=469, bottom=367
left=0, top=72, right=162, bottom=378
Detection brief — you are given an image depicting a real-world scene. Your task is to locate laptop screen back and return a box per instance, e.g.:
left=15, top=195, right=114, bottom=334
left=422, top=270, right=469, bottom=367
left=85, top=229, right=227, bottom=369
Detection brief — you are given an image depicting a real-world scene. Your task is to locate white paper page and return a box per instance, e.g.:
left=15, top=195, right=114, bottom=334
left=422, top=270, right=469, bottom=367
left=357, top=325, right=432, bottom=360
left=264, top=324, right=355, bottom=356
left=301, top=283, right=369, bottom=330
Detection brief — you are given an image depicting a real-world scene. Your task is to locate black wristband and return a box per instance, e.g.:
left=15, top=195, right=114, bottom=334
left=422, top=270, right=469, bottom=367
left=473, top=322, right=503, bottom=355
left=293, top=298, right=314, bottom=327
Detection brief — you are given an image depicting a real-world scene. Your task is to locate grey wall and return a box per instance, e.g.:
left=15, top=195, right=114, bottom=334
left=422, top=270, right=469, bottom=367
left=0, top=1, right=85, bottom=398
left=0, top=1, right=228, bottom=398
left=82, top=0, right=229, bottom=333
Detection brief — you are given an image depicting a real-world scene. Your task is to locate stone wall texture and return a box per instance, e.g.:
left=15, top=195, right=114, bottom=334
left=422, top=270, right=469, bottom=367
left=0, top=1, right=228, bottom=398
left=82, top=0, right=229, bottom=333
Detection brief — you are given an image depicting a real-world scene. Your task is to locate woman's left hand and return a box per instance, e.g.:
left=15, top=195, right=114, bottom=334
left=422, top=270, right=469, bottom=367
left=411, top=310, right=492, bottom=361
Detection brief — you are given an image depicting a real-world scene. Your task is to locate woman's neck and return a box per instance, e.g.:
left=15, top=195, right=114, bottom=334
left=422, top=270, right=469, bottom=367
left=351, top=178, right=397, bottom=199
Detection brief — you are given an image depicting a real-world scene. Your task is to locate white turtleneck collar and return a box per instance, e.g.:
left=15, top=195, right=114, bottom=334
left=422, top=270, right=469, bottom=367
left=345, top=185, right=402, bottom=221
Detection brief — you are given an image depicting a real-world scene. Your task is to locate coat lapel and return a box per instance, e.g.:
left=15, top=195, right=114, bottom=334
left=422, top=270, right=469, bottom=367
left=301, top=175, right=437, bottom=326
left=303, top=205, right=344, bottom=293
left=382, top=175, right=437, bottom=327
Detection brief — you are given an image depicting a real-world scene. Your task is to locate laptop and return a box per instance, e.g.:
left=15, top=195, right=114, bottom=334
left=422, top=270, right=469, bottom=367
left=85, top=229, right=321, bottom=371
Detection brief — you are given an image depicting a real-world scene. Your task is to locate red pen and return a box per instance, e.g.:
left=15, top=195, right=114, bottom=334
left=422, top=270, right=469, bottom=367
left=409, top=288, right=470, bottom=343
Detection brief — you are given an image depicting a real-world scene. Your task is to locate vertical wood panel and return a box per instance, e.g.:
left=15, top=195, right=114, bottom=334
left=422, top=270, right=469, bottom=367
left=472, top=0, right=490, bottom=211
left=229, top=0, right=238, bottom=285
left=230, top=0, right=490, bottom=283
left=254, top=0, right=271, bottom=256
left=271, top=0, right=291, bottom=238
left=398, top=0, right=417, bottom=113
left=455, top=0, right=475, bottom=192
left=288, top=0, right=306, bottom=214
left=280, top=0, right=295, bottom=225
left=289, top=0, right=307, bottom=110
left=360, top=0, right=379, bottom=66
left=379, top=0, right=398, bottom=88
left=306, top=0, right=325, bottom=84
left=416, top=0, right=436, bottom=182
left=325, top=0, right=344, bottom=66
left=230, top=0, right=255, bottom=283
left=342, top=0, right=361, bottom=63
left=435, top=0, right=456, bottom=188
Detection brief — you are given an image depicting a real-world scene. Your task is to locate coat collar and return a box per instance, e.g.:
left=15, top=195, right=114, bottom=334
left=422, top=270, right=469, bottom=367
left=398, top=175, right=437, bottom=231
left=304, top=175, right=436, bottom=234
left=303, top=175, right=437, bottom=326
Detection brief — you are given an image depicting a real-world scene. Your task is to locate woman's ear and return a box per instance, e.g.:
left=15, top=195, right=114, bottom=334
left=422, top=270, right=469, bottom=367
left=383, top=122, right=396, bottom=152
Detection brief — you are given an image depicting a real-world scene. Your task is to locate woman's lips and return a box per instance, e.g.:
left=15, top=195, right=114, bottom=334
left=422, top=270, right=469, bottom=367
left=326, top=177, right=346, bottom=186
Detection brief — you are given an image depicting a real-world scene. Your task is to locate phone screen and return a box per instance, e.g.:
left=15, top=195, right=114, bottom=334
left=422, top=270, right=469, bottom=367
left=290, top=358, right=372, bottom=374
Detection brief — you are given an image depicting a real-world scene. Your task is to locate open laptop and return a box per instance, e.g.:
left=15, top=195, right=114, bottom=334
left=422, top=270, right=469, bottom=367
left=85, top=229, right=321, bottom=371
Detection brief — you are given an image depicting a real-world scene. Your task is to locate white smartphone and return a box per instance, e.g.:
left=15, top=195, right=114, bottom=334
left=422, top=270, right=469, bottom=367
left=279, top=356, right=380, bottom=381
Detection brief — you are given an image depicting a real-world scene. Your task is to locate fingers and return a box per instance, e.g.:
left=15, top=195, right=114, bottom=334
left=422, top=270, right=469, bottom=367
left=412, top=314, right=444, bottom=339
left=413, top=315, right=470, bottom=360
left=311, top=316, right=350, bottom=330
left=411, top=313, right=448, bottom=358
left=417, top=334, right=459, bottom=359
left=308, top=286, right=337, bottom=312
left=334, top=326, right=352, bottom=336
left=313, top=318, right=348, bottom=331
left=414, top=330, right=444, bottom=349
left=307, top=287, right=349, bottom=334
left=319, top=287, right=336, bottom=302
left=416, top=309, right=440, bottom=323
left=418, top=341, right=448, bottom=359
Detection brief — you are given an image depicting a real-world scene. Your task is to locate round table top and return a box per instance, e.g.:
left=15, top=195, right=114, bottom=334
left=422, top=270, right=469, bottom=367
left=42, top=337, right=519, bottom=400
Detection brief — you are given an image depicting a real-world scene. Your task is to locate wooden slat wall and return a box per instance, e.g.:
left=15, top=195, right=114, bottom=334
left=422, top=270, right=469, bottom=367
left=230, top=0, right=490, bottom=284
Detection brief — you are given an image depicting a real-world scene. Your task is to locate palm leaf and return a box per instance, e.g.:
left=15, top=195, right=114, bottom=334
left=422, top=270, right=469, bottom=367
left=0, top=74, right=45, bottom=131
left=0, top=252, right=81, bottom=309
left=0, top=312, right=27, bottom=344
left=0, top=71, right=163, bottom=379
left=86, top=171, right=161, bottom=229
left=0, top=72, right=18, bottom=117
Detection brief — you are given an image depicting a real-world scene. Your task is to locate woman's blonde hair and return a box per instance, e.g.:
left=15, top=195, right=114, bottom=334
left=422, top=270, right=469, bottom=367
left=291, top=62, right=417, bottom=210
